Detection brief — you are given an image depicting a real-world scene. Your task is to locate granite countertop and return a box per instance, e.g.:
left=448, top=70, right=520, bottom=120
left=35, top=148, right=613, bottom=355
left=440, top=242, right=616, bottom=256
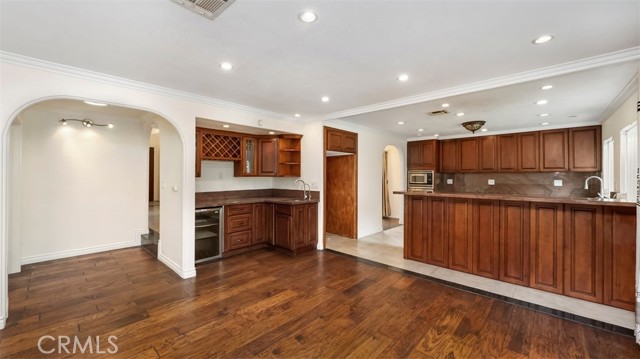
left=393, top=191, right=635, bottom=207
left=196, top=196, right=320, bottom=209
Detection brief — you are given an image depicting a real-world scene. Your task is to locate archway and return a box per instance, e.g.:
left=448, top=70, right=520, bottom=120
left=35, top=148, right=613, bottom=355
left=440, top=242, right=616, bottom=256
left=383, top=145, right=403, bottom=230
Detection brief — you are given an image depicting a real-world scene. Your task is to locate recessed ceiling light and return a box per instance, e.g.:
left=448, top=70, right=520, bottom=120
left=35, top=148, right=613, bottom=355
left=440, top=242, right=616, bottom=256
left=222, top=124, right=230, bottom=128
left=268, top=131, right=275, bottom=135
left=540, top=122, right=550, bottom=126
left=321, top=96, right=330, bottom=102
left=84, top=100, right=107, bottom=107
left=294, top=113, right=301, bottom=118
left=441, top=103, right=450, bottom=108
left=418, top=128, right=424, bottom=132
left=536, top=99, right=548, bottom=105
left=541, top=85, right=553, bottom=90
left=398, top=74, right=409, bottom=82
left=433, top=134, right=440, bottom=137
left=456, top=112, right=465, bottom=117
left=220, top=62, right=233, bottom=70
left=568, top=115, right=577, bottom=118
left=532, top=35, right=554, bottom=44
left=480, top=128, right=488, bottom=132
left=298, top=11, right=318, bottom=23
left=108, top=123, right=114, bottom=129
left=397, top=121, right=405, bottom=125
left=538, top=113, right=550, bottom=117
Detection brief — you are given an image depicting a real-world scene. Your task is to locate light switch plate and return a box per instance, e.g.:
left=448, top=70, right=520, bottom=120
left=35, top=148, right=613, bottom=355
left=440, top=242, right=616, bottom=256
left=554, top=179, right=563, bottom=187
left=488, top=179, right=495, bottom=185
left=446, top=178, right=453, bottom=184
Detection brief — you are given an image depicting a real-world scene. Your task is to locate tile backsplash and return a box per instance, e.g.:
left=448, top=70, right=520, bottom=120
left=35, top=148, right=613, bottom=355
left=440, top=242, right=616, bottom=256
left=437, top=172, right=602, bottom=198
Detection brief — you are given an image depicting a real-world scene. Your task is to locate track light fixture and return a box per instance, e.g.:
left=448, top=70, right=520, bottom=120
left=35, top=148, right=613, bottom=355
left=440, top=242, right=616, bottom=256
left=59, top=118, right=114, bottom=129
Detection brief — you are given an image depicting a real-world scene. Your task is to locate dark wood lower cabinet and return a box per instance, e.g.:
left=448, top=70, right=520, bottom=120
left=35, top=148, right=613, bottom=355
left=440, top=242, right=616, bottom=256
left=405, top=196, right=426, bottom=261
left=425, top=197, right=448, bottom=267
left=448, top=198, right=473, bottom=273
left=603, top=206, right=636, bottom=310
left=563, top=205, right=603, bottom=303
left=499, top=201, right=530, bottom=286
left=529, top=203, right=563, bottom=294
left=274, top=203, right=318, bottom=255
left=472, top=200, right=500, bottom=279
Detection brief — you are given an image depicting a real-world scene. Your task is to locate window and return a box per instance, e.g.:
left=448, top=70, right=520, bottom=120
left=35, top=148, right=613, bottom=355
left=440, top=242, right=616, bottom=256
left=602, top=137, right=614, bottom=196
left=620, top=122, right=638, bottom=202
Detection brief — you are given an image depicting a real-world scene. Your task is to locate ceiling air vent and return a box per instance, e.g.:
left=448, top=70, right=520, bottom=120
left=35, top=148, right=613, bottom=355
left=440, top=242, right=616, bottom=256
left=170, top=0, right=236, bottom=21
left=427, top=109, right=449, bottom=116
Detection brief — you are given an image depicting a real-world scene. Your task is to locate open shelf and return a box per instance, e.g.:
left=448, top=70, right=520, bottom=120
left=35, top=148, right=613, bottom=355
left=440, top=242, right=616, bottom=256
left=277, top=135, right=302, bottom=177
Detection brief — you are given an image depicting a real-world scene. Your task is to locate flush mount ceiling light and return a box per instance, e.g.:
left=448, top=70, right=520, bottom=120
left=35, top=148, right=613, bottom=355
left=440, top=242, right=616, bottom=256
left=220, top=62, right=233, bottom=70
left=321, top=96, right=330, bottom=102
left=83, top=100, right=108, bottom=107
left=541, top=85, right=553, bottom=90
left=462, top=120, right=486, bottom=134
left=298, top=11, right=318, bottom=23
left=59, top=118, right=113, bottom=129
left=441, top=103, right=450, bottom=108
left=398, top=74, right=409, bottom=82
left=456, top=112, right=465, bottom=117
left=536, top=99, right=548, bottom=105
left=532, top=35, right=554, bottom=44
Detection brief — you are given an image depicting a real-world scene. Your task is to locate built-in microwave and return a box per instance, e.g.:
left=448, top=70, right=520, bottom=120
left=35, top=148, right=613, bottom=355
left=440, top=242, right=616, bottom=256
left=408, top=170, right=435, bottom=192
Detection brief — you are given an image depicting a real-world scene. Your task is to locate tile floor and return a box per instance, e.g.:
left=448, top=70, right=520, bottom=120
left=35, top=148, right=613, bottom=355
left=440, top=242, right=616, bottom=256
left=325, top=225, right=635, bottom=330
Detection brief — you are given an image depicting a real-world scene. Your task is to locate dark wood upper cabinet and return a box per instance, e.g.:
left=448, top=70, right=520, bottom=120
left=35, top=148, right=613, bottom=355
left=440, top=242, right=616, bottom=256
left=497, top=134, right=518, bottom=171
left=499, top=201, right=530, bottom=286
left=518, top=132, right=539, bottom=171
left=326, top=127, right=357, bottom=153
left=539, top=129, right=568, bottom=171
left=439, top=140, right=458, bottom=173
left=458, top=138, right=479, bottom=172
left=258, top=138, right=278, bottom=176
left=569, top=126, right=601, bottom=172
left=327, top=130, right=343, bottom=152
left=407, top=140, right=438, bottom=170
left=529, top=202, right=563, bottom=294
left=603, top=206, right=636, bottom=310
left=472, top=199, right=500, bottom=279
left=478, top=136, right=497, bottom=171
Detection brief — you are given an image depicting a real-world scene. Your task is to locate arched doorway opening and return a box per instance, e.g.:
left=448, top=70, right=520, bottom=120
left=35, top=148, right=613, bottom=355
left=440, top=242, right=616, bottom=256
left=382, top=145, right=403, bottom=230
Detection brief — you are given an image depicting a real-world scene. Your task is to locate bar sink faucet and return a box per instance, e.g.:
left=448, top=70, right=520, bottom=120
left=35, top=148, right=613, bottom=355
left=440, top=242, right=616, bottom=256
left=294, top=179, right=311, bottom=200
left=584, top=176, right=605, bottom=198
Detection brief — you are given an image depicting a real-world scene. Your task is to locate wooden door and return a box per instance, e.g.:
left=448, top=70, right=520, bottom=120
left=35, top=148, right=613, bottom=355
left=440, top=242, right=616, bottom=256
left=472, top=199, right=500, bottom=279
left=325, top=154, right=357, bottom=238
left=563, top=205, right=603, bottom=302
left=539, top=129, right=568, bottom=171
left=407, top=141, right=422, bottom=169
left=497, top=134, right=518, bottom=171
left=569, top=126, right=601, bottom=172
left=500, top=201, right=530, bottom=286
left=603, top=206, right=636, bottom=310
left=258, top=138, right=278, bottom=176
left=425, top=197, right=448, bottom=267
left=518, top=132, right=539, bottom=171
left=458, top=138, right=479, bottom=172
left=478, top=136, right=497, bottom=171
left=405, top=197, right=426, bottom=261
left=448, top=198, right=473, bottom=273
left=529, top=203, right=563, bottom=294
left=439, top=140, right=458, bottom=172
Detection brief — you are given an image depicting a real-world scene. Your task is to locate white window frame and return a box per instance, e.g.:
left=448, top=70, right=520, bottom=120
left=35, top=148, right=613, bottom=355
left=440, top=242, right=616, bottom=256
left=620, top=121, right=638, bottom=202
left=602, top=137, right=614, bottom=197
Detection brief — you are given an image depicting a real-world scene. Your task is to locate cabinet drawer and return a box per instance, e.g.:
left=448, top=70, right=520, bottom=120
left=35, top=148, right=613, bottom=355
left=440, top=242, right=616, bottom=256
left=226, top=204, right=252, bottom=216
left=226, top=230, right=253, bottom=251
left=227, top=213, right=252, bottom=232
left=275, top=204, right=292, bottom=216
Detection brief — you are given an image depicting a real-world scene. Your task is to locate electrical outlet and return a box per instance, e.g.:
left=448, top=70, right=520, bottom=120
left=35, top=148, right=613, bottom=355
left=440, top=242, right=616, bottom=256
left=488, top=179, right=495, bottom=185
left=554, top=179, right=563, bottom=187
left=446, top=178, right=453, bottom=185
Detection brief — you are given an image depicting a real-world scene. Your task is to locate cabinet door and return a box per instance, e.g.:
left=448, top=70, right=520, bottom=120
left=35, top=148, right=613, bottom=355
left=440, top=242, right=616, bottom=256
left=405, top=197, right=426, bottom=261
left=293, top=205, right=306, bottom=248
left=265, top=203, right=274, bottom=244
left=407, top=142, right=423, bottom=169
left=518, top=132, right=539, bottom=171
left=478, top=136, right=497, bottom=171
left=258, top=138, right=278, bottom=176
left=425, top=197, right=448, bottom=267
left=499, top=201, right=530, bottom=286
left=569, top=126, right=601, bottom=172
left=472, top=200, right=500, bottom=279
left=196, top=128, right=202, bottom=177
left=563, top=205, right=603, bottom=302
left=497, top=134, right=518, bottom=171
left=421, top=140, right=438, bottom=169
left=327, top=131, right=343, bottom=151
left=226, top=230, right=253, bottom=251
left=243, top=138, right=257, bottom=176
left=530, top=203, right=563, bottom=294
left=539, top=129, right=568, bottom=171
left=342, top=134, right=357, bottom=153
left=274, top=213, right=292, bottom=249
left=603, top=206, right=636, bottom=310
left=458, top=138, right=479, bottom=172
left=448, top=198, right=473, bottom=273
left=439, top=140, right=458, bottom=173
left=305, top=203, right=318, bottom=248
left=253, top=203, right=265, bottom=244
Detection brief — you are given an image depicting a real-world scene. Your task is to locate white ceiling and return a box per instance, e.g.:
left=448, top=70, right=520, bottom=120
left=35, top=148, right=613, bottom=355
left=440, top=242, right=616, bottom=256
left=1, top=0, right=639, bottom=137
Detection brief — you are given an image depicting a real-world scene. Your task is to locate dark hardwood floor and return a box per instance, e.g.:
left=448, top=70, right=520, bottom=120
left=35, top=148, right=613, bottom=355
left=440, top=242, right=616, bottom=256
left=1, top=247, right=638, bottom=358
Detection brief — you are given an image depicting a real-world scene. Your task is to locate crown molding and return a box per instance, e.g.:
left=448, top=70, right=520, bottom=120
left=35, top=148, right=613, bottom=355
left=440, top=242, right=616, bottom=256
left=0, top=51, right=298, bottom=122
left=598, top=71, right=639, bottom=122
left=321, top=47, right=640, bottom=121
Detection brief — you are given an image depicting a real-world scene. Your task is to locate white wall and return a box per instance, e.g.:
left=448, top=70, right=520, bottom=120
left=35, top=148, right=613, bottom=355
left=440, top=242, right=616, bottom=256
left=602, top=90, right=639, bottom=192
left=18, top=107, right=148, bottom=263
left=8, top=121, right=21, bottom=274
left=197, top=161, right=274, bottom=192
left=384, top=145, right=404, bottom=222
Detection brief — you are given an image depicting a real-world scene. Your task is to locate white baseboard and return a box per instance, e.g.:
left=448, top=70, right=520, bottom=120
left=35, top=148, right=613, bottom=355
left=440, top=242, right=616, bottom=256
left=21, top=240, right=139, bottom=265
left=158, top=253, right=196, bottom=279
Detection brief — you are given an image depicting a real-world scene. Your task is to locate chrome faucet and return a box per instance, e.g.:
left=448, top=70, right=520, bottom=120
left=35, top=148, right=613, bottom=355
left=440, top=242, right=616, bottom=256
left=294, top=179, right=310, bottom=200
left=584, top=176, right=605, bottom=198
